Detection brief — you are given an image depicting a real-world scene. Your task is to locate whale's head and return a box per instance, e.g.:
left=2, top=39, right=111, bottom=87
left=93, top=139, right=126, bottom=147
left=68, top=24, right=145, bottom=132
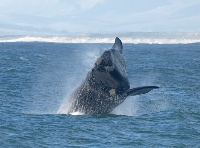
left=92, top=37, right=130, bottom=94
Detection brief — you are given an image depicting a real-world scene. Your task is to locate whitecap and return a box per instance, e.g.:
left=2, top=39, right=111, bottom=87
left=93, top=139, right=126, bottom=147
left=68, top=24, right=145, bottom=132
left=1, top=32, right=200, bottom=44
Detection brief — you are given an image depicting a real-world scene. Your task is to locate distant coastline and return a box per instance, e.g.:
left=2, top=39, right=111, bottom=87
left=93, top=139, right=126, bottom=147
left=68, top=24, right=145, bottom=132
left=1, top=32, right=200, bottom=44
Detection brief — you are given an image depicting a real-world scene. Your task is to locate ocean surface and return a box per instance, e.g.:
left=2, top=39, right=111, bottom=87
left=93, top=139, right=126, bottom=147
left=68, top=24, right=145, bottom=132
left=0, top=40, right=200, bottom=147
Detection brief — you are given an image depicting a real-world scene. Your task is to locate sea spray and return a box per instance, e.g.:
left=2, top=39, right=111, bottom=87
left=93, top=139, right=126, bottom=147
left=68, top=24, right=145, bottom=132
left=57, top=46, right=103, bottom=114
left=111, top=96, right=139, bottom=116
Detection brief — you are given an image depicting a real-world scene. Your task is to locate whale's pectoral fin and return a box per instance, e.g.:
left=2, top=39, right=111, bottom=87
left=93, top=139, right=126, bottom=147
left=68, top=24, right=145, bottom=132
left=127, top=86, right=159, bottom=96
left=112, top=37, right=123, bottom=54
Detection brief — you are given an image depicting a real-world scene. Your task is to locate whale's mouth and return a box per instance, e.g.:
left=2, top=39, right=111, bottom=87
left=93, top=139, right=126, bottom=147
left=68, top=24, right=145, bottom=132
left=93, top=49, right=130, bottom=93
left=95, top=49, right=127, bottom=77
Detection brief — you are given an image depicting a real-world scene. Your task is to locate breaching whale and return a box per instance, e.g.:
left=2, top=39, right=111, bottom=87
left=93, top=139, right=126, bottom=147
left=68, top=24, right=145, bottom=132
left=58, top=37, right=159, bottom=114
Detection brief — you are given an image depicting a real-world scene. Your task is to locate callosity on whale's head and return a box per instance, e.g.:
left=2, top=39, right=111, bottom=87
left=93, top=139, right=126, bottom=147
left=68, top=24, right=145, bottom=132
left=91, top=37, right=130, bottom=94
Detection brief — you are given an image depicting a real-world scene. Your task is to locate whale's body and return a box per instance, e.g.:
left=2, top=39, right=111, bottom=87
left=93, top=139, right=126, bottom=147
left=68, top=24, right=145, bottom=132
left=58, top=37, right=158, bottom=114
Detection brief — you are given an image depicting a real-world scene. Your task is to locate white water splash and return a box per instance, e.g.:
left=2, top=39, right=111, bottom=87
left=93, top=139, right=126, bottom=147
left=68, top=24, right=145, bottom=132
left=82, top=50, right=101, bottom=70
left=111, top=96, right=139, bottom=116
left=70, top=112, right=85, bottom=115
left=111, top=94, right=169, bottom=116
left=19, top=57, right=28, bottom=61
left=57, top=49, right=102, bottom=114
left=57, top=98, right=73, bottom=114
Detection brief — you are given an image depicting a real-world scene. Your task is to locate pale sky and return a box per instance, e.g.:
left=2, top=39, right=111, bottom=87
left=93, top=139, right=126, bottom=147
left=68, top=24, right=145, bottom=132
left=0, top=0, right=200, bottom=35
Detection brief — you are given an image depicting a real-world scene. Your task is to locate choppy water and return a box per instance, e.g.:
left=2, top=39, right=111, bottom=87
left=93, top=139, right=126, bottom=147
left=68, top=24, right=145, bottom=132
left=1, top=42, right=200, bottom=147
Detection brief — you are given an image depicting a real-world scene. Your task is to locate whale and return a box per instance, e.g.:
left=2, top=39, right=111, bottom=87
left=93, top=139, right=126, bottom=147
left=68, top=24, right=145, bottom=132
left=59, top=37, right=159, bottom=114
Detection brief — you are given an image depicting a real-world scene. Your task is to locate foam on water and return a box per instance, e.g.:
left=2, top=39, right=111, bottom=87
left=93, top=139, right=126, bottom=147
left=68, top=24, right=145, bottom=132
left=70, top=112, right=85, bottom=115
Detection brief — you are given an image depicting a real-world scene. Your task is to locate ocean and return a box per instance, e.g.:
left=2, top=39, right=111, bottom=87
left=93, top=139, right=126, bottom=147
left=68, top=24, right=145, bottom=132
left=0, top=37, right=200, bottom=147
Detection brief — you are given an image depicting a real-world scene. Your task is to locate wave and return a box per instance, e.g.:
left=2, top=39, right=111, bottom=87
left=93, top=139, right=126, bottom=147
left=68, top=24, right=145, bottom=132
left=1, top=33, right=200, bottom=44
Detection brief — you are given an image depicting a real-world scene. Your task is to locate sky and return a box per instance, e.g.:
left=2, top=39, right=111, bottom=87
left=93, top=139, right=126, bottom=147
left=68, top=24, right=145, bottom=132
left=0, top=0, right=200, bottom=35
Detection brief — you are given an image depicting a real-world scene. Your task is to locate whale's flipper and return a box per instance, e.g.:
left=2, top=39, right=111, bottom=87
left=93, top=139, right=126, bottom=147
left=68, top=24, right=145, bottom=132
left=112, top=37, right=123, bottom=53
left=127, top=86, right=159, bottom=96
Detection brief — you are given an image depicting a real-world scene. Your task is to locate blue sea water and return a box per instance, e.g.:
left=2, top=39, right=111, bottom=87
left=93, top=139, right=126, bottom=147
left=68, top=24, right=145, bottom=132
left=0, top=42, right=200, bottom=147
